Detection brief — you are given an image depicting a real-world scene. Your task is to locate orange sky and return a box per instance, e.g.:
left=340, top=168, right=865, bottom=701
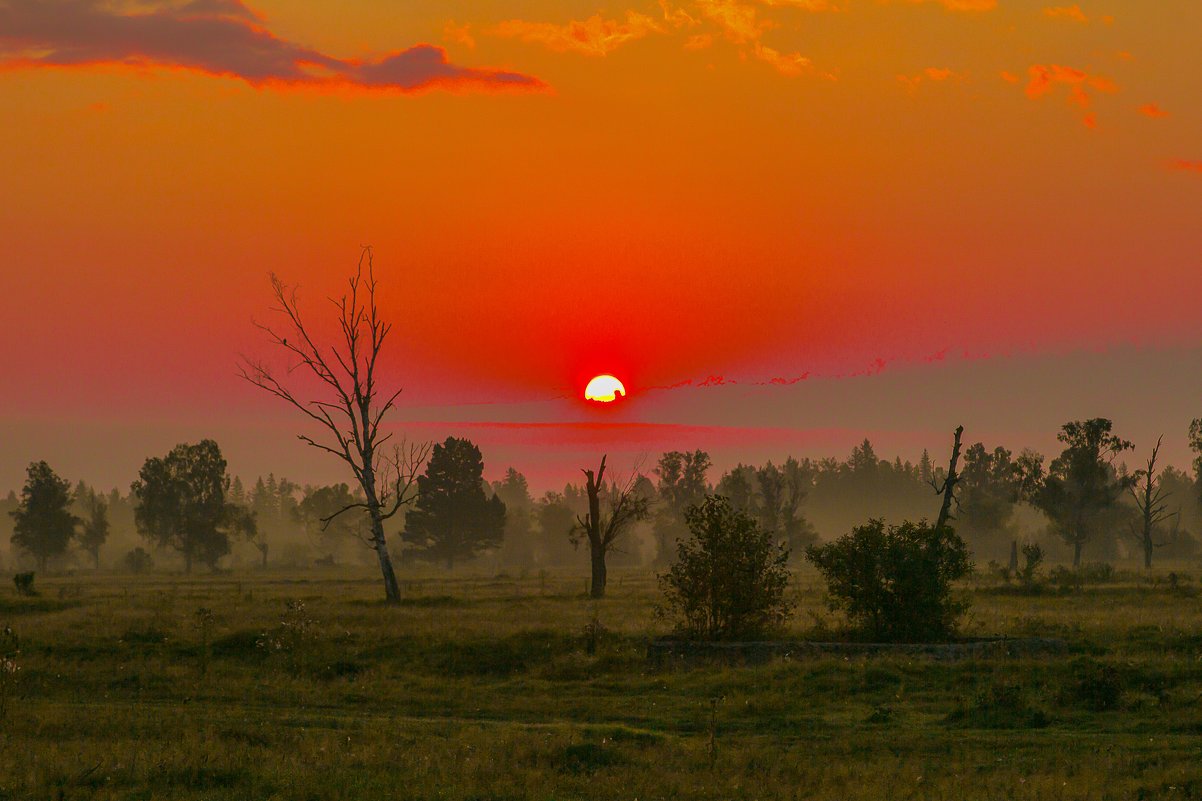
left=1, top=0, right=1200, bottom=488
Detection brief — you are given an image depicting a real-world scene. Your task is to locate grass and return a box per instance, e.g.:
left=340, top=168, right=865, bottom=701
left=3, top=566, right=1202, bottom=799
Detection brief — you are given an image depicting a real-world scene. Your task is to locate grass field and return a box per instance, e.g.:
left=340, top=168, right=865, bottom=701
left=3, top=566, right=1202, bottom=800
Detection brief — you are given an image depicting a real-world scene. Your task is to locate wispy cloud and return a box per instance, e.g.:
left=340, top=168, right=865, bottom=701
left=1170, top=160, right=1202, bottom=175
left=1023, top=63, right=1117, bottom=126
left=0, top=0, right=543, bottom=93
left=1042, top=5, right=1088, bottom=23
left=1138, top=102, right=1169, bottom=119
left=897, top=66, right=960, bottom=90
left=892, top=0, right=997, bottom=12
left=491, top=11, right=665, bottom=57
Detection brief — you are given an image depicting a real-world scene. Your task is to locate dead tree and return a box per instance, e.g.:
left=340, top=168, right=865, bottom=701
left=575, top=455, right=649, bottom=599
left=239, top=248, right=429, bottom=603
left=1129, top=435, right=1178, bottom=569
left=929, top=425, right=965, bottom=531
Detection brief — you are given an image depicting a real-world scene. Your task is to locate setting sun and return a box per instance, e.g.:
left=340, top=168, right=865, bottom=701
left=584, top=374, right=626, bottom=403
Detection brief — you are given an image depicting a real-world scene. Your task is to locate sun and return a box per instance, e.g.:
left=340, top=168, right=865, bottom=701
left=584, top=374, right=626, bottom=403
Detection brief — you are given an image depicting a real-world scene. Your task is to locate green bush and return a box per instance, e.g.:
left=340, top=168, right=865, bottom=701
left=657, top=495, right=793, bottom=641
left=806, top=519, right=972, bottom=642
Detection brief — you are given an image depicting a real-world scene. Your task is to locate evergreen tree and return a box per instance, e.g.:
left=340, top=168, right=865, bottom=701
left=403, top=437, right=506, bottom=569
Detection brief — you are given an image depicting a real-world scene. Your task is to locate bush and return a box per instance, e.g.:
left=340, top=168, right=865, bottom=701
left=12, top=573, right=36, bottom=597
left=657, top=495, right=793, bottom=640
left=945, top=681, right=1050, bottom=729
left=1018, top=543, right=1044, bottom=590
left=124, top=547, right=154, bottom=574
left=806, top=519, right=972, bottom=642
left=1060, top=659, right=1124, bottom=711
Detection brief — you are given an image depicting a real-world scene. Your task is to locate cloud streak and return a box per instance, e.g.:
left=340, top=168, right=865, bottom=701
left=0, top=0, right=544, bottom=93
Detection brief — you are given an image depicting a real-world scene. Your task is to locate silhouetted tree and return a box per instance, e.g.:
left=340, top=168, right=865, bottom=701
left=240, top=250, right=428, bottom=601
left=403, top=437, right=505, bottom=569
left=807, top=519, right=971, bottom=642
left=1128, top=436, right=1178, bottom=569
left=1191, top=418, right=1202, bottom=503
left=715, top=464, right=757, bottom=515
left=1035, top=418, right=1134, bottom=567
left=76, top=491, right=110, bottom=570
left=10, top=462, right=77, bottom=572
left=576, top=455, right=650, bottom=598
left=131, top=440, right=254, bottom=572
left=657, top=495, right=792, bottom=640
left=754, top=458, right=816, bottom=553
left=956, top=443, right=1022, bottom=547
left=930, top=426, right=965, bottom=531
left=536, top=489, right=582, bottom=567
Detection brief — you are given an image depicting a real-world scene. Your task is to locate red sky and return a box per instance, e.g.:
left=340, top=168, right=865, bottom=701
left=1, top=0, right=1200, bottom=490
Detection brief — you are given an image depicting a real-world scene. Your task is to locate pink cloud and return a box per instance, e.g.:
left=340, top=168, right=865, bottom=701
left=0, top=0, right=543, bottom=93
left=1042, top=5, right=1088, bottom=23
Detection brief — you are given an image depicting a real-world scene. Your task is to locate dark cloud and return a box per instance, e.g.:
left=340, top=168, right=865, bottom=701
left=0, top=0, right=544, bottom=92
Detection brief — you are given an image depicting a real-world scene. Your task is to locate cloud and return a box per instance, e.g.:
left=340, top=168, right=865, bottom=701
left=897, top=66, right=959, bottom=90
left=1170, top=160, right=1202, bottom=175
left=1042, top=5, right=1087, bottom=23
left=443, top=20, right=476, bottom=51
left=0, top=0, right=543, bottom=93
left=1023, top=63, right=1117, bottom=126
left=891, top=0, right=996, bottom=11
left=1138, top=102, right=1169, bottom=119
left=696, top=0, right=772, bottom=45
left=490, top=11, right=665, bottom=56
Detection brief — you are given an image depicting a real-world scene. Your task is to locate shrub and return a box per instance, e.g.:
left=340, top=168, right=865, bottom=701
left=124, top=547, right=154, bottom=574
left=806, top=519, right=972, bottom=642
left=946, top=681, right=1050, bottom=729
left=1060, top=659, right=1123, bottom=711
left=1018, top=543, right=1044, bottom=590
left=12, top=573, right=36, bottom=597
left=657, top=496, right=793, bottom=641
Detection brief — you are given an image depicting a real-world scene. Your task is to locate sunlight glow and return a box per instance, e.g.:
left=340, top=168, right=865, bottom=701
left=584, top=374, right=626, bottom=402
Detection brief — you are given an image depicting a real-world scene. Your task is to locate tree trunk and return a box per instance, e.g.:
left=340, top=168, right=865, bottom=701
left=590, top=540, right=607, bottom=599
left=260, top=543, right=268, bottom=568
left=936, top=426, right=964, bottom=531
left=369, top=510, right=401, bottom=604
left=1008, top=540, right=1018, bottom=575
left=184, top=549, right=193, bottom=574
left=1073, top=539, right=1082, bottom=568
left=94, top=550, right=101, bottom=571
left=1144, top=534, right=1153, bottom=570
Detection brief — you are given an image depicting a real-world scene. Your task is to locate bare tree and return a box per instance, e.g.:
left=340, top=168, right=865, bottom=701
left=929, top=425, right=965, bottom=531
left=239, top=248, right=429, bottom=603
left=1129, top=435, right=1178, bottom=569
left=574, top=455, right=650, bottom=599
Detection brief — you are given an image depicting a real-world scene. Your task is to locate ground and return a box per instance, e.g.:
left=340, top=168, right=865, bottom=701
left=2, top=566, right=1202, bottom=800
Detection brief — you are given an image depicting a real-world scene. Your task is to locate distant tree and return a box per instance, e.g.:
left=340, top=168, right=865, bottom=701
left=124, top=546, right=154, bottom=574
left=1128, top=436, right=1179, bottom=569
left=535, top=489, right=581, bottom=567
left=1190, top=418, right=1202, bottom=502
left=1034, top=419, right=1134, bottom=567
left=240, top=249, right=429, bottom=603
left=657, top=495, right=792, bottom=640
left=652, top=450, right=711, bottom=566
left=715, top=464, right=757, bottom=515
left=131, top=440, right=255, bottom=572
left=403, top=437, right=506, bottom=569
left=76, top=492, right=110, bottom=570
left=956, top=443, right=1022, bottom=545
left=297, top=483, right=369, bottom=553
left=1014, top=449, right=1046, bottom=502
left=575, top=455, right=651, bottom=598
left=493, top=468, right=536, bottom=569
left=754, top=458, right=817, bottom=553
left=10, top=462, right=78, bottom=572
left=807, top=519, right=972, bottom=642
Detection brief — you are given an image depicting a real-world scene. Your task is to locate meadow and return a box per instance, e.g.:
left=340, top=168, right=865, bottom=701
left=3, top=566, right=1202, bottom=800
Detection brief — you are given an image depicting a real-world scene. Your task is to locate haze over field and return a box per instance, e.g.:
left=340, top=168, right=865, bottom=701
left=2, top=0, right=1200, bottom=492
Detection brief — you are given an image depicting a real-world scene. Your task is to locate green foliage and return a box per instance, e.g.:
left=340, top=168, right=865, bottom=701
left=10, top=461, right=78, bottom=571
left=402, top=437, right=506, bottom=568
left=806, top=519, right=972, bottom=642
left=131, top=440, right=252, bottom=572
left=1035, top=418, right=1134, bottom=565
left=657, top=495, right=793, bottom=641
left=1019, top=542, right=1045, bottom=589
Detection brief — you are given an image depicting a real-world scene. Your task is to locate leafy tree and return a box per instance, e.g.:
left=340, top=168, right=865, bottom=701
left=76, top=492, right=110, bottom=570
left=297, top=483, right=369, bottom=553
left=715, top=464, right=757, bottom=515
left=956, top=444, right=1022, bottom=546
left=806, top=519, right=972, bottom=642
left=1190, top=418, right=1202, bottom=502
left=754, top=458, right=816, bottom=553
left=403, top=437, right=506, bottom=569
left=1034, top=419, right=1134, bottom=567
left=124, top=546, right=154, bottom=574
left=535, top=489, right=582, bottom=567
left=657, top=495, right=792, bottom=640
left=10, top=462, right=78, bottom=572
left=131, top=440, right=254, bottom=572
left=652, top=450, right=710, bottom=566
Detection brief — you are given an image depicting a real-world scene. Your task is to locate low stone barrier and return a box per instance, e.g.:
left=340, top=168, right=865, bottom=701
left=647, top=637, right=1070, bottom=668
